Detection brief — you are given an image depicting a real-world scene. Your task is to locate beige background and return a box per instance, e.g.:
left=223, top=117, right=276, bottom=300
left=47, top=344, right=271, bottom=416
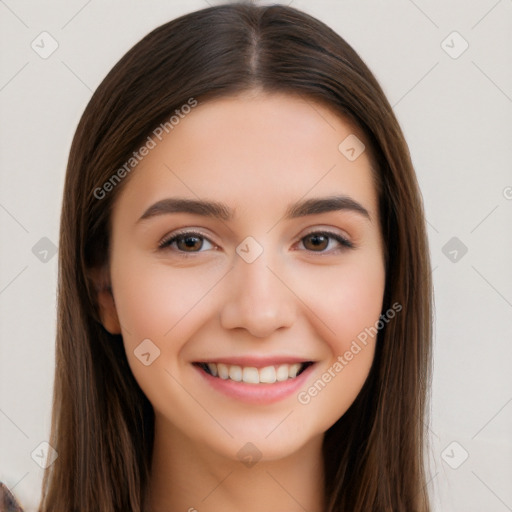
left=1, top=0, right=511, bottom=510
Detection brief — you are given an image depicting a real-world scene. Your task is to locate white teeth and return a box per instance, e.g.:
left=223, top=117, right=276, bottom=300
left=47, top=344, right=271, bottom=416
left=276, top=365, right=289, bottom=382
left=202, top=362, right=308, bottom=384
left=259, top=366, right=276, bottom=383
left=228, top=365, right=242, bottom=382
left=217, top=363, right=229, bottom=380
left=288, top=363, right=302, bottom=378
left=242, top=367, right=259, bottom=384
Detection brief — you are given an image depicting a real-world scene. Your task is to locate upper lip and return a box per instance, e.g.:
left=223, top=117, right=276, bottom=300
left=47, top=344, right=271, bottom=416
left=194, top=356, right=314, bottom=368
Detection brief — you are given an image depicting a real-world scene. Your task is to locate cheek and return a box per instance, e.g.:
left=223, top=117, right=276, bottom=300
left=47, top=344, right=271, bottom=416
left=111, top=254, right=221, bottom=345
left=109, top=253, right=224, bottom=409
left=329, top=264, right=385, bottom=349
left=294, top=252, right=386, bottom=353
left=291, top=252, right=385, bottom=427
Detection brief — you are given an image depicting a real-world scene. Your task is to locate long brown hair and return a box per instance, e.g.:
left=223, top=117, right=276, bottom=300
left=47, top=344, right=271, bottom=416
left=39, top=3, right=432, bottom=511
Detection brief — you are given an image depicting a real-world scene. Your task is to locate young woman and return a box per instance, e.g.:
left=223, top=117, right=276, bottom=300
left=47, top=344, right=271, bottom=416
left=35, top=3, right=432, bottom=511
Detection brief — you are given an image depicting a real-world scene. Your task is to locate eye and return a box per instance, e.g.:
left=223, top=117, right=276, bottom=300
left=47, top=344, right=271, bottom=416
left=158, top=230, right=215, bottom=253
left=299, top=231, right=353, bottom=253
left=158, top=229, right=353, bottom=255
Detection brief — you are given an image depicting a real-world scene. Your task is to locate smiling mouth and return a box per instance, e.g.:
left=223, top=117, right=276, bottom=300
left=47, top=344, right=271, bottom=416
left=194, top=361, right=314, bottom=384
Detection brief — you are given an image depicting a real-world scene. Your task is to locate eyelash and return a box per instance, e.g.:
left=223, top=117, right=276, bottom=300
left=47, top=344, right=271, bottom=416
left=157, top=229, right=354, bottom=255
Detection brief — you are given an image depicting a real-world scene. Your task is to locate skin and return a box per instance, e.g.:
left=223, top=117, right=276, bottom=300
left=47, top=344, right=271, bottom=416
left=94, top=91, right=386, bottom=512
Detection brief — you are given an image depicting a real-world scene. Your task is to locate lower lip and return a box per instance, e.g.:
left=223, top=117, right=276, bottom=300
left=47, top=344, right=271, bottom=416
left=194, top=364, right=316, bottom=404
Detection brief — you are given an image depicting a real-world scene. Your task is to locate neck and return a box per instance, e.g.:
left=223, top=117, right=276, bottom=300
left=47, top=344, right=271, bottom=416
left=147, top=414, right=325, bottom=512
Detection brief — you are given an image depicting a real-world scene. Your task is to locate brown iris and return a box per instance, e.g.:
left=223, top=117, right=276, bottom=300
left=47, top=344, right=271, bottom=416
left=176, top=235, right=203, bottom=252
left=303, top=233, right=329, bottom=251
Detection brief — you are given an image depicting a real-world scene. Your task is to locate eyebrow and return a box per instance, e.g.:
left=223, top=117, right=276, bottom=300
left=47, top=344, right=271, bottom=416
left=137, top=195, right=371, bottom=223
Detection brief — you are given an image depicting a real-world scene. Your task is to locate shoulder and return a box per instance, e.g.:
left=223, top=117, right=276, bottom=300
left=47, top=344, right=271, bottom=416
left=0, top=483, right=24, bottom=512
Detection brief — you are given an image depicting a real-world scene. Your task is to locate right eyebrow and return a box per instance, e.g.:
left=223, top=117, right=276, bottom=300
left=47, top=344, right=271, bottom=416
left=137, top=198, right=233, bottom=223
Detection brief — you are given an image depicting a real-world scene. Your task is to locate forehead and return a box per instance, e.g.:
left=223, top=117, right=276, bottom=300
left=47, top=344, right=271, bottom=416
left=112, top=92, right=378, bottom=222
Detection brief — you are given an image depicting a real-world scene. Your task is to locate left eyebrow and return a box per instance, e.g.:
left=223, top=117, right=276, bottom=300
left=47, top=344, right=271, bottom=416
left=136, top=195, right=371, bottom=224
left=284, top=195, right=371, bottom=221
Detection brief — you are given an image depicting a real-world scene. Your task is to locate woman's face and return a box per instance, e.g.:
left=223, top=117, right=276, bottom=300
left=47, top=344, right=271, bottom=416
left=102, top=92, right=385, bottom=461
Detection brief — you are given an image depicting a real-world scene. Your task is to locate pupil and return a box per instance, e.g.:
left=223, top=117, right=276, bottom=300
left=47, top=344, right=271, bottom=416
left=179, top=236, right=202, bottom=251
left=306, top=234, right=328, bottom=251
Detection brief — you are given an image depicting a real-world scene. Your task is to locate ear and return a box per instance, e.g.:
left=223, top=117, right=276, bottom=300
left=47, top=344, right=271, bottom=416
left=88, top=265, right=121, bottom=335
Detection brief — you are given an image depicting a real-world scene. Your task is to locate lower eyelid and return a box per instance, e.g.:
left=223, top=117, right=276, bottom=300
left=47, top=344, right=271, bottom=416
left=158, top=231, right=353, bottom=253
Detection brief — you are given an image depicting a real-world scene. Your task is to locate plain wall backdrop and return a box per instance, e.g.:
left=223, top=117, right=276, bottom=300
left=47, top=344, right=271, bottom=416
left=1, top=1, right=511, bottom=510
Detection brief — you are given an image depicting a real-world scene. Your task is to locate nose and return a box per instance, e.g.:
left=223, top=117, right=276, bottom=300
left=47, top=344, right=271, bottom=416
left=219, top=251, right=296, bottom=338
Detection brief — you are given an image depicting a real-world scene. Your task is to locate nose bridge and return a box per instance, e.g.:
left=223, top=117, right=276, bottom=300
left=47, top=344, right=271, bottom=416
left=220, top=246, right=295, bottom=337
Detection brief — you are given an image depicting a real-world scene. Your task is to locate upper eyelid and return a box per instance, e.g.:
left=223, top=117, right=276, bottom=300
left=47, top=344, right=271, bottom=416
left=300, top=226, right=350, bottom=239
left=158, top=228, right=213, bottom=248
left=158, top=228, right=352, bottom=251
